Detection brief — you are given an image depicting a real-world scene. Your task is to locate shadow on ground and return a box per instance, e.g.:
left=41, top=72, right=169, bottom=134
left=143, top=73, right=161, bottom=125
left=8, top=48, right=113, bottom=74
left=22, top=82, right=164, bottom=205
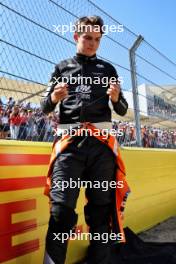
left=75, top=219, right=176, bottom=264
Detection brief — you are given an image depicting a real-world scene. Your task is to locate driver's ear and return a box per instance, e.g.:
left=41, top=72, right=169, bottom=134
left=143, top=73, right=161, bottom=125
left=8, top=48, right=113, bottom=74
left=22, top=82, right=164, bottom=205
left=74, top=32, right=79, bottom=42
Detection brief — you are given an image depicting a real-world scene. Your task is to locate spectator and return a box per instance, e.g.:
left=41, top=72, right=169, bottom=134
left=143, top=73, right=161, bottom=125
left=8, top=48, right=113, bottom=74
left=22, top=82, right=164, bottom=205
left=9, top=105, right=21, bottom=139
left=35, top=112, right=46, bottom=141
left=0, top=110, right=10, bottom=139
left=44, top=113, right=55, bottom=142
left=7, top=97, right=15, bottom=109
left=18, top=108, right=28, bottom=140
left=26, top=109, right=35, bottom=141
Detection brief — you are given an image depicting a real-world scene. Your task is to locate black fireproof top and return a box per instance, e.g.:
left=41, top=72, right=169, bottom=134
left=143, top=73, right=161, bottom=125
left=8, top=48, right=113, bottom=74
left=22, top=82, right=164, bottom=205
left=41, top=53, right=128, bottom=123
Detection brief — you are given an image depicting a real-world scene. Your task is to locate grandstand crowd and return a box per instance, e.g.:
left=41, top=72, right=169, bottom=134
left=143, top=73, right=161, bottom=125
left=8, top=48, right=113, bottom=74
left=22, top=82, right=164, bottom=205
left=148, top=95, right=176, bottom=120
left=0, top=97, right=176, bottom=148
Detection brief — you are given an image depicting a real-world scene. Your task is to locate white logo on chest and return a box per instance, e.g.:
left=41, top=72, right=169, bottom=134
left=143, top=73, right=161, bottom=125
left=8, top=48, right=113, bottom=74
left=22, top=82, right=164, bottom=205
left=75, top=85, right=92, bottom=100
left=75, top=85, right=92, bottom=94
left=96, top=64, right=104, bottom=68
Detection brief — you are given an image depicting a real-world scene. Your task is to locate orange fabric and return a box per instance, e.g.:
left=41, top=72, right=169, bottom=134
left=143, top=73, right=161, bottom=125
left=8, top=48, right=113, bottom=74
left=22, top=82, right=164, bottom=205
left=44, top=122, right=131, bottom=242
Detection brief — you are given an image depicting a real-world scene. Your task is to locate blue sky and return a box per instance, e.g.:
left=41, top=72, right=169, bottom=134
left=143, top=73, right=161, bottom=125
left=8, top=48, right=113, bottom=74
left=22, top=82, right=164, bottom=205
left=1, top=0, right=175, bottom=99
left=93, top=0, right=176, bottom=62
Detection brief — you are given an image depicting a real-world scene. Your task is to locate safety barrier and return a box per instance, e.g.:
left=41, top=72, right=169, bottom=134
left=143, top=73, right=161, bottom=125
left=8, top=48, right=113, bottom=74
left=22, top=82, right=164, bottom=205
left=0, top=140, right=176, bottom=263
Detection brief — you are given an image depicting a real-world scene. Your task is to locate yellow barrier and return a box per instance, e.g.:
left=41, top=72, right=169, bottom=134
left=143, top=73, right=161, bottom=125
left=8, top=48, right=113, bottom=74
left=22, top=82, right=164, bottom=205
left=123, top=147, right=176, bottom=232
left=0, top=140, right=176, bottom=264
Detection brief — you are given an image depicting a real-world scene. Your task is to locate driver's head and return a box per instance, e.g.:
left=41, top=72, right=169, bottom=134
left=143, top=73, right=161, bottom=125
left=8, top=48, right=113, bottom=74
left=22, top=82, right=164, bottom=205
left=74, top=16, right=104, bottom=56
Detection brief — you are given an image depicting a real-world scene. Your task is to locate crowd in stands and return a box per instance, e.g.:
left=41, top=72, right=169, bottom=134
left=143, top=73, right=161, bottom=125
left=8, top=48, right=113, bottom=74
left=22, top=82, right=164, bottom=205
left=148, top=95, right=176, bottom=120
left=0, top=97, right=59, bottom=142
left=0, top=97, right=176, bottom=149
left=113, top=121, right=176, bottom=149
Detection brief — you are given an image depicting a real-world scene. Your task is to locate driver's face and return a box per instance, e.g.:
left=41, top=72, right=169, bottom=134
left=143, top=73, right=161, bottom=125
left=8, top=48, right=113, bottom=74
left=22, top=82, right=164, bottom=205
left=74, top=26, right=102, bottom=56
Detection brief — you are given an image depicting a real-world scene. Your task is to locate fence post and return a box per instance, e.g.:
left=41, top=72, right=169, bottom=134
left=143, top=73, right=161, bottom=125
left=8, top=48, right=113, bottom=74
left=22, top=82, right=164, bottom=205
left=129, top=35, right=144, bottom=147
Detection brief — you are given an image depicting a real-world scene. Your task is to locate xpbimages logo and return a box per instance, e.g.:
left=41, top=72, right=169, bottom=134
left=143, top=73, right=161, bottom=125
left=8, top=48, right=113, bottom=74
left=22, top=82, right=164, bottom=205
left=53, top=178, right=124, bottom=191
left=53, top=126, right=124, bottom=139
left=51, top=75, right=124, bottom=88
left=53, top=231, right=124, bottom=243
left=53, top=22, right=124, bottom=35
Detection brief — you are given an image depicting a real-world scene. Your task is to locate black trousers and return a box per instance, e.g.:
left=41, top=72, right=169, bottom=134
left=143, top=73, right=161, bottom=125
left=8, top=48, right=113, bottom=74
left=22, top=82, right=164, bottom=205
left=44, top=135, right=117, bottom=264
